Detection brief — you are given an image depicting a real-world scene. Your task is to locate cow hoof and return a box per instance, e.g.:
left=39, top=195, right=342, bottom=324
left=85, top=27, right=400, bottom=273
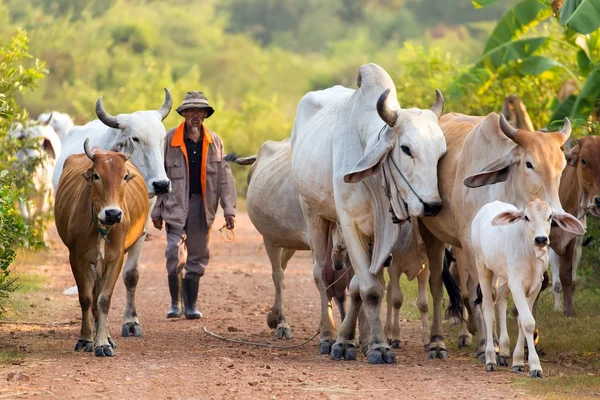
left=275, top=325, right=293, bottom=340
left=367, top=347, right=396, bottom=364
left=530, top=370, right=543, bottom=378
left=498, top=356, right=509, bottom=367
left=74, top=339, right=93, bottom=352
left=428, top=346, right=448, bottom=360
left=331, top=342, right=356, bottom=361
left=512, top=365, right=525, bottom=373
left=553, top=282, right=562, bottom=293
left=458, top=335, right=472, bottom=348
left=266, top=311, right=278, bottom=330
left=108, top=337, right=117, bottom=349
left=319, top=339, right=333, bottom=355
left=122, top=322, right=142, bottom=337
left=95, top=345, right=115, bottom=357
left=477, top=352, right=487, bottom=364
left=389, top=339, right=401, bottom=349
left=485, top=363, right=497, bottom=372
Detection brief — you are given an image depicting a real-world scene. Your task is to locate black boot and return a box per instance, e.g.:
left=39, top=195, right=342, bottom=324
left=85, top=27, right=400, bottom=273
left=182, top=274, right=203, bottom=319
left=167, top=274, right=182, bottom=318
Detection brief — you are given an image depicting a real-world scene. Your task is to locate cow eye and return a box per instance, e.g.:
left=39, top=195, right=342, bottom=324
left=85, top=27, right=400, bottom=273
left=548, top=215, right=552, bottom=221
left=123, top=174, right=130, bottom=181
left=526, top=161, right=533, bottom=169
left=132, top=137, right=140, bottom=143
left=581, top=159, right=588, bottom=167
left=93, top=173, right=100, bottom=180
left=401, top=145, right=413, bottom=157
left=524, top=216, right=530, bottom=222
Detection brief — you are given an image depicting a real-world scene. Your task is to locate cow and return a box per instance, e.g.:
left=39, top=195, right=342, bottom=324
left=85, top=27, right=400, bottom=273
left=53, top=89, right=172, bottom=338
left=549, top=136, right=600, bottom=316
left=290, top=63, right=448, bottom=364
left=418, top=111, right=573, bottom=361
left=10, top=113, right=62, bottom=246
left=54, top=139, right=149, bottom=357
left=501, top=95, right=534, bottom=132
left=471, top=200, right=583, bottom=376
left=225, top=139, right=350, bottom=343
left=37, top=111, right=75, bottom=141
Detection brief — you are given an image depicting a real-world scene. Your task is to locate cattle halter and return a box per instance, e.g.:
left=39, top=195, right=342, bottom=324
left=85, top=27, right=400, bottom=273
left=91, top=203, right=111, bottom=243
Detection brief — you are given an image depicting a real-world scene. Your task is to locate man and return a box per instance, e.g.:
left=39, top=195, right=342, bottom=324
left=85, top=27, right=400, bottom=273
left=151, top=91, right=237, bottom=319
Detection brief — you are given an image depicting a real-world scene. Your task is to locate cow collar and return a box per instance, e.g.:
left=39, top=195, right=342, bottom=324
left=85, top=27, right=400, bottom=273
left=91, top=203, right=111, bottom=243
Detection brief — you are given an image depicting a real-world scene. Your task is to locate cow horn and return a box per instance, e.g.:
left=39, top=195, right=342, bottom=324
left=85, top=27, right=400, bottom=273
left=121, top=137, right=134, bottom=161
left=95, top=97, right=122, bottom=129
left=377, top=89, right=398, bottom=127
left=499, top=113, right=518, bottom=141
left=83, top=138, right=94, bottom=160
left=157, top=88, right=172, bottom=121
left=43, top=111, right=53, bottom=126
left=560, top=117, right=571, bottom=136
left=430, top=89, right=444, bottom=119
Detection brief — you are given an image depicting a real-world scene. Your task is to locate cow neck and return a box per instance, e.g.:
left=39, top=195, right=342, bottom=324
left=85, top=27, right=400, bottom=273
left=91, top=203, right=111, bottom=243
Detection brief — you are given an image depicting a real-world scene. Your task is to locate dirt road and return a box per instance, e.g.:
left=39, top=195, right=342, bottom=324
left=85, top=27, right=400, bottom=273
left=0, top=212, right=529, bottom=399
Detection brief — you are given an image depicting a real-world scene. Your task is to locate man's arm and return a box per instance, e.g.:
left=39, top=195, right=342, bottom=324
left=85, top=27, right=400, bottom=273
left=219, top=142, right=237, bottom=219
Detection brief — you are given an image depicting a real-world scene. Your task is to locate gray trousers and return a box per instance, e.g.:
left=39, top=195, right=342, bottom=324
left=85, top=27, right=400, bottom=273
left=165, top=194, right=211, bottom=277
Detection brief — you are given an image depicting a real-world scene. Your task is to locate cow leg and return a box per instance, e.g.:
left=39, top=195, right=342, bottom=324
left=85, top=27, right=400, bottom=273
left=511, top=281, right=543, bottom=378
left=71, top=254, right=94, bottom=352
left=121, top=232, right=145, bottom=337
left=417, top=264, right=430, bottom=349
left=454, top=249, right=473, bottom=348
left=419, top=222, right=448, bottom=359
left=479, top=268, right=497, bottom=371
left=331, top=274, right=360, bottom=361
left=496, top=282, right=510, bottom=367
left=549, top=249, right=563, bottom=312
left=384, top=260, right=402, bottom=349
left=265, top=239, right=295, bottom=340
left=94, top=256, right=124, bottom=357
left=559, top=240, right=577, bottom=317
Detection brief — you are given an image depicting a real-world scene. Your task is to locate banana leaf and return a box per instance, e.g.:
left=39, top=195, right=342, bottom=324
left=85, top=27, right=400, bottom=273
left=560, top=0, right=600, bottom=34
left=472, top=0, right=501, bottom=8
left=478, top=37, right=547, bottom=70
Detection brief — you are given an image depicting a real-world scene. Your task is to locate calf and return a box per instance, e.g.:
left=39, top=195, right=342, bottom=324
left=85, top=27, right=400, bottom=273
left=471, top=200, right=583, bottom=377
left=54, top=139, right=148, bottom=357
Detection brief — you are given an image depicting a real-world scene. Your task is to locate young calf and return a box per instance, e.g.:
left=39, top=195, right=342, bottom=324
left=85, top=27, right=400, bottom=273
left=471, top=200, right=584, bottom=377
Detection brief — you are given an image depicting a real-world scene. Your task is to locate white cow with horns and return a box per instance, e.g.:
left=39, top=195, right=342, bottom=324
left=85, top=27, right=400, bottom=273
left=53, top=89, right=172, bottom=337
left=290, top=63, right=447, bottom=364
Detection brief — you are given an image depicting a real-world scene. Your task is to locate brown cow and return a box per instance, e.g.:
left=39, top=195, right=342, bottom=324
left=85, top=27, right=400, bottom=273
left=55, top=139, right=148, bottom=357
left=550, top=136, right=600, bottom=316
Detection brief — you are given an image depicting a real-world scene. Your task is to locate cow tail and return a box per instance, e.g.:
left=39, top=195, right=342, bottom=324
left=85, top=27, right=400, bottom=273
left=224, top=152, right=257, bottom=166
left=442, top=253, right=465, bottom=322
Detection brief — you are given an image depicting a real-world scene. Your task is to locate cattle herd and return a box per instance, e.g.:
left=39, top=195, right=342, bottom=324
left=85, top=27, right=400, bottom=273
left=12, top=63, right=599, bottom=379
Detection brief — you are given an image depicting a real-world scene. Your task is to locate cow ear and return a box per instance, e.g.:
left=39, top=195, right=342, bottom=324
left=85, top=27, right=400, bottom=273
left=564, top=144, right=580, bottom=167
left=491, top=210, right=522, bottom=226
left=552, top=211, right=585, bottom=236
left=81, top=169, right=93, bottom=185
left=344, top=129, right=395, bottom=183
left=463, top=146, right=521, bottom=188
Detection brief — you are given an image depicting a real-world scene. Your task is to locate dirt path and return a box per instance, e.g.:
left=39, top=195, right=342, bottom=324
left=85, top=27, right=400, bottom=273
left=0, top=212, right=530, bottom=399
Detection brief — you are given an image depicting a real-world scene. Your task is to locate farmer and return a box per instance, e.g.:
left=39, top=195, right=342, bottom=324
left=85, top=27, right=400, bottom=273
left=151, top=91, right=237, bottom=319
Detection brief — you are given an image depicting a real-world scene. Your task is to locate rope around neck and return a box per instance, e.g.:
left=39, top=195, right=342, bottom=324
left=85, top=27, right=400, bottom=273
left=91, top=203, right=111, bottom=243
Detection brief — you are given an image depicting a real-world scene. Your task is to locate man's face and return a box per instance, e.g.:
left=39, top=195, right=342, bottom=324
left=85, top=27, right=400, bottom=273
left=182, top=108, right=208, bottom=128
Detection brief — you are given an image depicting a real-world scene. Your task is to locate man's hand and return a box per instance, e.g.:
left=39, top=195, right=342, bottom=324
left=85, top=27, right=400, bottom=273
left=225, top=215, right=235, bottom=230
left=152, top=217, right=163, bottom=230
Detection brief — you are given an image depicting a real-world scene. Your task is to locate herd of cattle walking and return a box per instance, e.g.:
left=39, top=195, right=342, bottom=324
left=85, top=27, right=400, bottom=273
left=11, top=63, right=599, bottom=377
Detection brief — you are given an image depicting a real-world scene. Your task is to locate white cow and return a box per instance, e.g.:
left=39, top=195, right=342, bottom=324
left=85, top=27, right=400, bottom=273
left=227, top=139, right=350, bottom=343
left=37, top=111, right=75, bottom=141
left=11, top=114, right=62, bottom=246
left=291, top=63, right=446, bottom=364
left=53, top=89, right=172, bottom=337
left=471, top=200, right=584, bottom=377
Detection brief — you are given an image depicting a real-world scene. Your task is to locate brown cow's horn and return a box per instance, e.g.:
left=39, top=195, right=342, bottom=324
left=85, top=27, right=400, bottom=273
left=499, top=113, right=518, bottom=141
left=430, top=89, right=444, bottom=119
left=95, top=97, right=121, bottom=129
left=377, top=89, right=398, bottom=127
left=560, top=117, right=571, bottom=136
left=83, top=138, right=94, bottom=160
left=43, top=111, right=53, bottom=126
left=157, top=88, right=172, bottom=121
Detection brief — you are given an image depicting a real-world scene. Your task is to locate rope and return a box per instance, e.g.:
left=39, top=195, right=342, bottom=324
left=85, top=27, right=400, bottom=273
left=218, top=224, right=235, bottom=243
left=203, top=266, right=351, bottom=349
left=91, top=203, right=111, bottom=243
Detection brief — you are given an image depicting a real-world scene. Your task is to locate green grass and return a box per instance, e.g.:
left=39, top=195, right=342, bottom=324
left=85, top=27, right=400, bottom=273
left=8, top=272, right=47, bottom=294
left=515, top=375, right=600, bottom=399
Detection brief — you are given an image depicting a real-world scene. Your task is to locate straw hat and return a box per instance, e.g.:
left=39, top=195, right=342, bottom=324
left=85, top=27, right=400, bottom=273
left=176, top=91, right=215, bottom=118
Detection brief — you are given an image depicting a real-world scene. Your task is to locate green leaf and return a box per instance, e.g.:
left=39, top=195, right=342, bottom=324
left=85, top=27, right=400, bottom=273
left=570, top=66, right=600, bottom=122
left=560, top=0, right=600, bottom=34
left=483, top=0, right=552, bottom=54
left=472, top=0, right=500, bottom=8
left=577, top=49, right=592, bottom=76
left=478, top=37, right=547, bottom=70
left=515, top=55, right=563, bottom=75
left=548, top=94, right=577, bottom=130
left=0, top=171, right=7, bottom=179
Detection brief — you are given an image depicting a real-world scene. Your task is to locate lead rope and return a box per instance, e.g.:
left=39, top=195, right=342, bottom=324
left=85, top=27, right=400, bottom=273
left=218, top=224, right=235, bottom=243
left=203, top=266, right=351, bottom=349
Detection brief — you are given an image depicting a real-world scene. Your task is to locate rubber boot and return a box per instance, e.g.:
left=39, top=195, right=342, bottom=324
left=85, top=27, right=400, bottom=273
left=166, top=274, right=182, bottom=318
left=182, top=274, right=203, bottom=319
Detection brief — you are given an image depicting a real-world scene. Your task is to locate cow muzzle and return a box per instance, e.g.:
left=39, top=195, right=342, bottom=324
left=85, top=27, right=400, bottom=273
left=152, top=180, right=171, bottom=195
left=534, top=236, right=548, bottom=248
left=423, top=201, right=442, bottom=217
left=101, top=208, right=123, bottom=225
